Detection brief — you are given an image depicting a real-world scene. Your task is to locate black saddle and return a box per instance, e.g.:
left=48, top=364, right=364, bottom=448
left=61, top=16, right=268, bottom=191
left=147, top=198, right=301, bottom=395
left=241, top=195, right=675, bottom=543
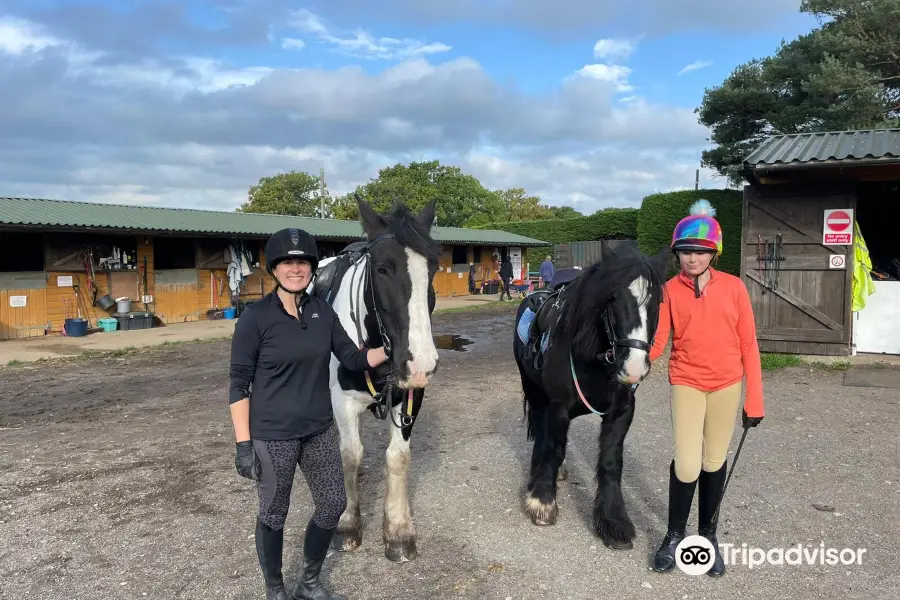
left=548, top=268, right=582, bottom=291
left=311, top=241, right=369, bottom=305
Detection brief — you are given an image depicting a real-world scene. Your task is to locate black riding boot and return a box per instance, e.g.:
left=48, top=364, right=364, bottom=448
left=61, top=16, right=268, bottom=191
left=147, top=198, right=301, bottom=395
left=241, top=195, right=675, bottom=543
left=291, top=520, right=347, bottom=600
left=256, top=519, right=289, bottom=600
left=653, top=460, right=698, bottom=573
left=698, top=461, right=728, bottom=577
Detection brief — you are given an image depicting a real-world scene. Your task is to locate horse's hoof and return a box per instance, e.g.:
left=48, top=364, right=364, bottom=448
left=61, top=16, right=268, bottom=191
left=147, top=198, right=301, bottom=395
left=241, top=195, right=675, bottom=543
left=529, top=513, right=557, bottom=526
left=332, top=531, right=362, bottom=552
left=384, top=539, right=417, bottom=563
left=556, top=465, right=569, bottom=482
left=525, top=495, right=558, bottom=526
left=603, top=538, right=634, bottom=551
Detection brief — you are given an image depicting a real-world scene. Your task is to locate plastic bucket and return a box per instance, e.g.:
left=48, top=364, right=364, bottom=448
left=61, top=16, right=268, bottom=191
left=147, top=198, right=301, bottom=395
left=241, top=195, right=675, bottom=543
left=223, top=307, right=237, bottom=319
left=64, top=318, right=88, bottom=337
left=116, top=299, right=132, bottom=313
left=96, top=294, right=115, bottom=310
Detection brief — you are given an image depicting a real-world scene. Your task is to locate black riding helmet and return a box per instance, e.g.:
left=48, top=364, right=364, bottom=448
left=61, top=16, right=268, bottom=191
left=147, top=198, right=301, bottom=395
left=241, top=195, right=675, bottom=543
left=265, top=228, right=319, bottom=294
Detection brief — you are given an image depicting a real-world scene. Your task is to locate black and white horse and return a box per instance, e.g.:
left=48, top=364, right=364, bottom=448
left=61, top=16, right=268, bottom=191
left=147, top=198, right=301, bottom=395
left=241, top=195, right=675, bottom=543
left=310, top=196, right=440, bottom=563
left=512, top=244, right=668, bottom=550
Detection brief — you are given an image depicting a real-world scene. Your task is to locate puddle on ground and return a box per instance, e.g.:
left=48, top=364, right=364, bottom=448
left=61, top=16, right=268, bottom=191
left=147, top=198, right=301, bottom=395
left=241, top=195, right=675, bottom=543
left=433, top=334, right=473, bottom=351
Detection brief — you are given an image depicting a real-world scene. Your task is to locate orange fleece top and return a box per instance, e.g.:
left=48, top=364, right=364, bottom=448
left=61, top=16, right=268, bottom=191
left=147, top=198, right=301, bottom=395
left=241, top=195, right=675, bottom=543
left=650, top=268, right=764, bottom=418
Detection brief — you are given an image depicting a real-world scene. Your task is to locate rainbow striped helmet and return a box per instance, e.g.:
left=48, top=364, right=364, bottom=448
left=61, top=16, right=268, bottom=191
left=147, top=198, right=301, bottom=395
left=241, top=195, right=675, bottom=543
left=671, top=199, right=723, bottom=256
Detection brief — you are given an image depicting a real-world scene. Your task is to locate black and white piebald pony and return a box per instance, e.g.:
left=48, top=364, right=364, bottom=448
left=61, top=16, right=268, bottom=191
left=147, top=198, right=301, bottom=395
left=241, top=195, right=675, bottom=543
left=310, top=196, right=440, bottom=563
left=512, top=244, right=668, bottom=550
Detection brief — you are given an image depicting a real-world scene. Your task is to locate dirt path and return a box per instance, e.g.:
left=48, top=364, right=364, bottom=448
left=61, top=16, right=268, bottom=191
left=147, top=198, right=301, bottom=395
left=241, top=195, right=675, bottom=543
left=1, top=305, right=898, bottom=599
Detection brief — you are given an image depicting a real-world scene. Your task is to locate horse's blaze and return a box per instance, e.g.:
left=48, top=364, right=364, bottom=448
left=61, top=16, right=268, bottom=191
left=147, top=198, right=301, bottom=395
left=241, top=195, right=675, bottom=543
left=621, top=275, right=651, bottom=382
left=403, top=248, right=438, bottom=387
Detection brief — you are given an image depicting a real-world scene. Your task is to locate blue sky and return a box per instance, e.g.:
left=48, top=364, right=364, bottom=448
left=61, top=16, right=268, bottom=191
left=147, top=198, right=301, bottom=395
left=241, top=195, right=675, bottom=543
left=0, top=1, right=820, bottom=212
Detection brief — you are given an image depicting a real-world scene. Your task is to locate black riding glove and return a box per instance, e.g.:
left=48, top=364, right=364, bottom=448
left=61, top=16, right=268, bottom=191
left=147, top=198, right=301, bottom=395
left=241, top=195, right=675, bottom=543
left=235, top=440, right=261, bottom=480
left=742, top=411, right=763, bottom=428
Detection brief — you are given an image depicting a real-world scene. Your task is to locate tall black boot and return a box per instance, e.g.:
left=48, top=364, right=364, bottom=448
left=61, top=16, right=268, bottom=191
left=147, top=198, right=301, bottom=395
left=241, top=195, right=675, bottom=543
left=698, top=461, right=728, bottom=577
left=652, top=460, right=698, bottom=573
left=291, top=520, right=347, bottom=600
left=256, top=519, right=289, bottom=600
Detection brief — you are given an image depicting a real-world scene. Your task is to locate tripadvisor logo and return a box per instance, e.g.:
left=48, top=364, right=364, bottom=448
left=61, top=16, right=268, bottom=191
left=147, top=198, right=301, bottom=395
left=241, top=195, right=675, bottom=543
left=674, top=536, right=868, bottom=573
left=675, top=535, right=716, bottom=575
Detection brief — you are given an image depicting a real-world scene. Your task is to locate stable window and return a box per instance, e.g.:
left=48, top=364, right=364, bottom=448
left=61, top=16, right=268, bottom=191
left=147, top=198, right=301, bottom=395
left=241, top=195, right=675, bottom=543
left=0, top=232, right=44, bottom=272
left=451, top=245, right=467, bottom=264
left=154, top=237, right=197, bottom=269
left=472, top=246, right=482, bottom=263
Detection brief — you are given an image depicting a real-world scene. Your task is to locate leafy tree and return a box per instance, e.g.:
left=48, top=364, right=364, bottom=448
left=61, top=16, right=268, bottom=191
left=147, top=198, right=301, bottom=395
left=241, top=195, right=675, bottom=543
left=331, top=164, right=582, bottom=226
left=238, top=170, right=331, bottom=217
left=697, top=0, right=900, bottom=184
left=330, top=160, right=504, bottom=227
left=549, top=206, right=582, bottom=219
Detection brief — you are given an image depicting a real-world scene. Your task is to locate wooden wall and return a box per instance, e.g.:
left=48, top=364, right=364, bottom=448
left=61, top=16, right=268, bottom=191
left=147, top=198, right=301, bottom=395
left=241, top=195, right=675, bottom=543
left=0, top=234, right=523, bottom=339
left=0, top=233, right=274, bottom=338
left=0, top=286, right=48, bottom=339
left=432, top=245, right=499, bottom=297
left=740, top=183, right=856, bottom=356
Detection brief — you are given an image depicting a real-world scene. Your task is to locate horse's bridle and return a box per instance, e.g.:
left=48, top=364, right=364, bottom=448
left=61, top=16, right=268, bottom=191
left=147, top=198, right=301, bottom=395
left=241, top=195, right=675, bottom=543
left=598, top=306, right=651, bottom=364
left=343, top=232, right=421, bottom=428
left=346, top=232, right=395, bottom=356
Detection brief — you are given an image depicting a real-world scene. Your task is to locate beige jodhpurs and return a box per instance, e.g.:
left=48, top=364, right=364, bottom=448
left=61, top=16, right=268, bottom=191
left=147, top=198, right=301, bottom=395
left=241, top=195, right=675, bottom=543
left=670, top=382, right=743, bottom=483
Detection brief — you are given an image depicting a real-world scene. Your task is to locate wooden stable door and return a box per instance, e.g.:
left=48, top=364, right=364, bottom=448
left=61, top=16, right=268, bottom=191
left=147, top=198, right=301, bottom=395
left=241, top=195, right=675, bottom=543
left=740, top=184, right=855, bottom=356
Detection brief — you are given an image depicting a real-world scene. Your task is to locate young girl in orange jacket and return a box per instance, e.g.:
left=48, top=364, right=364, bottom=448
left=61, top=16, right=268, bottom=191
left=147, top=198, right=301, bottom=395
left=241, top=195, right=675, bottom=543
left=649, top=200, right=765, bottom=577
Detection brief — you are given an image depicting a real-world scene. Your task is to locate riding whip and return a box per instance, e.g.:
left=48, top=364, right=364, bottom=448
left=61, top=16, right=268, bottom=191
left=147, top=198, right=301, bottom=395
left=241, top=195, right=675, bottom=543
left=710, top=423, right=751, bottom=524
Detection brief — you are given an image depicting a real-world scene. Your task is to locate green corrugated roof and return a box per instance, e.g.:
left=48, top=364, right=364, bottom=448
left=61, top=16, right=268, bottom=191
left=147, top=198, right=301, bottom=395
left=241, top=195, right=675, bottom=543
left=0, top=197, right=549, bottom=247
left=744, top=128, right=900, bottom=168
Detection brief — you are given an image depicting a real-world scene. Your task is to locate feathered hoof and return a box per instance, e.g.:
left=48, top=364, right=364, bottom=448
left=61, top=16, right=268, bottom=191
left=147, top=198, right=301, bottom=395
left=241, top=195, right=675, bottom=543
left=331, top=530, right=361, bottom=552
left=603, top=538, right=634, bottom=551
left=594, top=515, right=636, bottom=551
left=525, top=494, right=558, bottom=526
left=384, top=539, right=418, bottom=563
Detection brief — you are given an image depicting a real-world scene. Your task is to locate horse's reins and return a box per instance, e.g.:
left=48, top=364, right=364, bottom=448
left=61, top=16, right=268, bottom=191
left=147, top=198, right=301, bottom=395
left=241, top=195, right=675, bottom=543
left=345, top=233, right=416, bottom=428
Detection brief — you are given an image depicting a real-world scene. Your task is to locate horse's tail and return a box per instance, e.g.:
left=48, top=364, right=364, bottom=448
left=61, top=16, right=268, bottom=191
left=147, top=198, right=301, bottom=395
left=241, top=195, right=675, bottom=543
left=523, top=392, right=537, bottom=441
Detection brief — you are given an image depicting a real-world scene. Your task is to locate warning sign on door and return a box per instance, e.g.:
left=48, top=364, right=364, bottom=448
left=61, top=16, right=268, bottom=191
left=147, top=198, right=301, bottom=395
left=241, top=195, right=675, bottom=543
left=823, top=209, right=854, bottom=245
left=829, top=254, right=845, bottom=269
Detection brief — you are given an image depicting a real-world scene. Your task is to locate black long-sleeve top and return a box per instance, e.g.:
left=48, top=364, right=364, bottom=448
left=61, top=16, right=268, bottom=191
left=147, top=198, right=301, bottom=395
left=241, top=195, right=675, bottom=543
left=228, top=291, right=371, bottom=440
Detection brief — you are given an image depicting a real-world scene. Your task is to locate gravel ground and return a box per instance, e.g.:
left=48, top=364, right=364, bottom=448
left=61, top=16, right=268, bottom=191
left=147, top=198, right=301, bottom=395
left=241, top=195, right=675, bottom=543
left=1, top=304, right=898, bottom=600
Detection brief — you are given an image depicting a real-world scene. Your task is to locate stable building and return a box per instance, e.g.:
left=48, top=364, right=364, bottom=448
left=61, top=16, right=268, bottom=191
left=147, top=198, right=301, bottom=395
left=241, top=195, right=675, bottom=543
left=0, top=197, right=548, bottom=340
left=740, top=128, right=900, bottom=356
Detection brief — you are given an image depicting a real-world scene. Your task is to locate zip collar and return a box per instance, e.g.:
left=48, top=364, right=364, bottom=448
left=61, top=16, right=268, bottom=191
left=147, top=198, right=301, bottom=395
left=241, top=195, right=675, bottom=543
left=677, top=266, right=717, bottom=297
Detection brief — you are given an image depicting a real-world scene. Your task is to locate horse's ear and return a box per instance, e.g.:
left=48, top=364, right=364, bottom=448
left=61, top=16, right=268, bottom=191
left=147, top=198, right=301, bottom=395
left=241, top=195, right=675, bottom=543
left=418, top=199, right=437, bottom=228
left=356, top=193, right=387, bottom=237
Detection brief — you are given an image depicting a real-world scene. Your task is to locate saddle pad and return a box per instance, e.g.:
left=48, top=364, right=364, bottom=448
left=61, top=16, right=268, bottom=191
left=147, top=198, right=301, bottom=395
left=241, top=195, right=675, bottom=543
left=517, top=307, right=536, bottom=344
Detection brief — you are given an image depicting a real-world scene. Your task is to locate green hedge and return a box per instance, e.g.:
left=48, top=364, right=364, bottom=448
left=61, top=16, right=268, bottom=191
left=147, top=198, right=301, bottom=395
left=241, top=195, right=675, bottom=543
left=636, top=189, right=743, bottom=276
left=482, top=208, right=639, bottom=268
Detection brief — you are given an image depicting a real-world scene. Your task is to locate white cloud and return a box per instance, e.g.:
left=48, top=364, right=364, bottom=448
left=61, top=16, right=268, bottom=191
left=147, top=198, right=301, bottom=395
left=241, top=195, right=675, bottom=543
left=576, top=63, right=634, bottom=93
left=289, top=9, right=452, bottom=61
left=281, top=37, right=306, bottom=50
left=678, top=60, right=713, bottom=75
left=0, top=16, right=60, bottom=54
left=593, top=38, right=636, bottom=62
left=0, top=13, right=721, bottom=217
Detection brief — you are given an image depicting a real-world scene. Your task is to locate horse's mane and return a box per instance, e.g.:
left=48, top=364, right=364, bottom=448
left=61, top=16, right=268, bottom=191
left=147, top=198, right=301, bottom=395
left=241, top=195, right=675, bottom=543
left=380, top=203, right=440, bottom=263
left=558, top=244, right=665, bottom=363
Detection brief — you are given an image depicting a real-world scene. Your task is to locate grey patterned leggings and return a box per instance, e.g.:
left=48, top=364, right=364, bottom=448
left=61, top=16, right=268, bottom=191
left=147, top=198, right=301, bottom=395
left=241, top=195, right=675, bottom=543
left=252, top=422, right=347, bottom=531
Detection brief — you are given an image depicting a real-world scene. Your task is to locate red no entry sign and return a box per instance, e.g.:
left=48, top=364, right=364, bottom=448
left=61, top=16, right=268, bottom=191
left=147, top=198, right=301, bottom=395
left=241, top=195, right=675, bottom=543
left=823, top=209, right=854, bottom=245
left=826, top=211, right=851, bottom=231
